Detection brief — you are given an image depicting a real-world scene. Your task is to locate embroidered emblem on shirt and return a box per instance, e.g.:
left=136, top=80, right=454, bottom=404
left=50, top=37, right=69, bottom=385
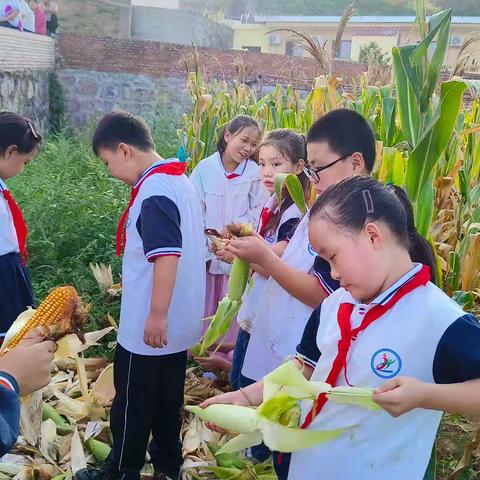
left=371, top=348, right=402, bottom=379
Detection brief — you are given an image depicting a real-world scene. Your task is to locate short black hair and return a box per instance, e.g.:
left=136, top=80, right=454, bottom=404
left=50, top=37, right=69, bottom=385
left=92, top=110, right=154, bottom=156
left=0, top=112, right=42, bottom=155
left=306, top=109, right=376, bottom=173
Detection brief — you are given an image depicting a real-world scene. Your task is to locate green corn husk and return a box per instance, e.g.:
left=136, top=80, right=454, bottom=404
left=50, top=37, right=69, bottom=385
left=85, top=438, right=112, bottom=461
left=42, top=403, right=74, bottom=435
left=189, top=360, right=382, bottom=455
left=192, top=225, right=253, bottom=356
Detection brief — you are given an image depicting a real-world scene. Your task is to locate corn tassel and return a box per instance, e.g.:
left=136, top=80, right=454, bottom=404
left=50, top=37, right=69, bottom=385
left=1, top=286, right=87, bottom=356
left=192, top=224, right=253, bottom=356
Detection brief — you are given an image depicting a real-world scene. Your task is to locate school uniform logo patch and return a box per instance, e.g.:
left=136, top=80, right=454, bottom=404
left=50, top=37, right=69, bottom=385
left=307, top=243, right=317, bottom=256
left=371, top=348, right=402, bottom=379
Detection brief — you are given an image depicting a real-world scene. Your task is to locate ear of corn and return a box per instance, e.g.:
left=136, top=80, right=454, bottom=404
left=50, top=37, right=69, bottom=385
left=42, top=403, right=74, bottom=435
left=187, top=360, right=379, bottom=454
left=0, top=286, right=87, bottom=356
left=193, top=223, right=253, bottom=356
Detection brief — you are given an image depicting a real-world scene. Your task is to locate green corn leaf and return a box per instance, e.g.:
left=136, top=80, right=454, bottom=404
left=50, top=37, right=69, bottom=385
left=392, top=46, right=421, bottom=146
left=205, top=466, right=242, bottom=479
left=274, top=174, right=307, bottom=215
left=415, top=0, right=427, bottom=39
left=419, top=11, right=452, bottom=112
left=405, top=80, right=467, bottom=210
left=415, top=180, right=435, bottom=238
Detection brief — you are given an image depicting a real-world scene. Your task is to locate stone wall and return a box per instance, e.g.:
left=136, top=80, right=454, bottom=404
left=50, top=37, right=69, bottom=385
left=0, top=70, right=50, bottom=134
left=57, top=69, right=189, bottom=127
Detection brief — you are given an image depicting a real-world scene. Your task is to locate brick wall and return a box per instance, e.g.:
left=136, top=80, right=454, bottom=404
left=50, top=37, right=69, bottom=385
left=57, top=33, right=366, bottom=89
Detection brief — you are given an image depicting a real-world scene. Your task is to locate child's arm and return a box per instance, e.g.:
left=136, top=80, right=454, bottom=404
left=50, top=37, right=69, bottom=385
left=375, top=313, right=480, bottom=417
left=138, top=195, right=183, bottom=348
left=144, top=256, right=178, bottom=348
left=226, top=235, right=329, bottom=308
left=373, top=377, right=480, bottom=417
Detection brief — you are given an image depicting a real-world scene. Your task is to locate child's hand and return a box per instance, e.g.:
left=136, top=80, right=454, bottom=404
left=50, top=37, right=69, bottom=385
left=373, top=376, right=429, bottom=417
left=194, top=353, right=231, bottom=373
left=215, top=249, right=235, bottom=264
left=144, top=312, right=168, bottom=348
left=199, top=390, right=247, bottom=433
left=0, top=335, right=56, bottom=396
left=226, top=234, right=273, bottom=266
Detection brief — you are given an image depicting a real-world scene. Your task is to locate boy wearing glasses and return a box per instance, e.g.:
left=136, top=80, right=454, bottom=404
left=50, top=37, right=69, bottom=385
left=225, top=108, right=376, bottom=391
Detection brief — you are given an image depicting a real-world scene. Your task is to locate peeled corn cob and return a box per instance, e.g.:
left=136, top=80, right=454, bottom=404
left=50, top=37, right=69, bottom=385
left=1, top=286, right=87, bottom=356
left=192, top=224, right=253, bottom=356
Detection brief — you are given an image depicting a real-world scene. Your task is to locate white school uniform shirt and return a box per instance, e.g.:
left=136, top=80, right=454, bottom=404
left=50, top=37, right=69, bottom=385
left=18, top=0, right=34, bottom=31
left=237, top=195, right=301, bottom=334
left=0, top=179, right=19, bottom=256
left=242, top=213, right=339, bottom=381
left=118, top=160, right=206, bottom=356
left=190, top=151, right=269, bottom=275
left=289, top=263, right=480, bottom=480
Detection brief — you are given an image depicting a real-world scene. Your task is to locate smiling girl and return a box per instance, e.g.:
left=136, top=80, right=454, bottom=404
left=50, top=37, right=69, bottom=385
left=190, top=115, right=268, bottom=322
left=0, top=112, right=42, bottom=342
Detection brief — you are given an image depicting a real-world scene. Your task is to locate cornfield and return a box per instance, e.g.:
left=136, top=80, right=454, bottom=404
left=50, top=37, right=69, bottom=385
left=179, top=7, right=480, bottom=315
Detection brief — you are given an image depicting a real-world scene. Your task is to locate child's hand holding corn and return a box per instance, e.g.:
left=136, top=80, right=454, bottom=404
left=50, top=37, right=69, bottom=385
left=0, top=332, right=56, bottom=396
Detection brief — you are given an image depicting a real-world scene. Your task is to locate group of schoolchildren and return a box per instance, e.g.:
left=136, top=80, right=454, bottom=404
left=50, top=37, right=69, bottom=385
left=0, top=108, right=480, bottom=480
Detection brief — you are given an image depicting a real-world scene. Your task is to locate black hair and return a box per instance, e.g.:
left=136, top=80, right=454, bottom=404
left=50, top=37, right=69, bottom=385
left=92, top=110, right=155, bottom=156
left=216, top=115, right=261, bottom=154
left=306, top=108, right=376, bottom=173
left=260, top=129, right=311, bottom=236
left=0, top=112, right=42, bottom=156
left=309, top=175, right=436, bottom=282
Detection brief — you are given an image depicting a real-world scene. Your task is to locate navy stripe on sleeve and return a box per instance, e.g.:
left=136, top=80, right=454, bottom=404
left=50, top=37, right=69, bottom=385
left=433, top=314, right=480, bottom=384
left=277, top=217, right=301, bottom=242
left=313, top=256, right=340, bottom=295
left=0, top=371, right=20, bottom=457
left=136, top=196, right=182, bottom=262
left=296, top=306, right=322, bottom=369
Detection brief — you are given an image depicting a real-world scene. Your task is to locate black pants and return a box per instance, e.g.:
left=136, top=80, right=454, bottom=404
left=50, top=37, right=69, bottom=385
left=0, top=252, right=36, bottom=341
left=46, top=14, right=58, bottom=34
left=108, top=344, right=187, bottom=480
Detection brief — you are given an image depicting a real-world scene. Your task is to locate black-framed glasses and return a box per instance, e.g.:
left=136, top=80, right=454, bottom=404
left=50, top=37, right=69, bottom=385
left=304, top=153, right=353, bottom=182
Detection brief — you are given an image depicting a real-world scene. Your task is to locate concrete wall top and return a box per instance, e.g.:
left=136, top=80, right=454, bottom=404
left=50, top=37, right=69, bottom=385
left=0, top=28, right=55, bottom=72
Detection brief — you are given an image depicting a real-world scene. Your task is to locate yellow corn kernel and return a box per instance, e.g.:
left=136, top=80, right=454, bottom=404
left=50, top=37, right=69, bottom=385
left=4, top=286, right=79, bottom=352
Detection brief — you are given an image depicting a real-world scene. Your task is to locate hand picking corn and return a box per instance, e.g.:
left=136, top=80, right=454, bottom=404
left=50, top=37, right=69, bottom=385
left=191, top=223, right=253, bottom=356
left=0, top=286, right=87, bottom=356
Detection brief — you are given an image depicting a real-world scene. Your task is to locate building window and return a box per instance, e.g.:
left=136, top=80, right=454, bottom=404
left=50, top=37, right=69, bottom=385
left=336, top=40, right=352, bottom=59
left=286, top=41, right=304, bottom=57
left=242, top=46, right=261, bottom=53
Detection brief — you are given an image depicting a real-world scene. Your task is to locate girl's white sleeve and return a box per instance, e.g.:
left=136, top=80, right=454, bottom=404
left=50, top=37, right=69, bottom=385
left=189, top=167, right=206, bottom=229
left=242, top=179, right=269, bottom=229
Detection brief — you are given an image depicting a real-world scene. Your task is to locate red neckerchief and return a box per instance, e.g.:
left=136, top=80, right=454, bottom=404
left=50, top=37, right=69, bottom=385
left=116, top=162, right=186, bottom=256
left=1, top=189, right=28, bottom=262
left=226, top=172, right=240, bottom=180
left=259, top=207, right=274, bottom=238
left=301, top=264, right=431, bottom=429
